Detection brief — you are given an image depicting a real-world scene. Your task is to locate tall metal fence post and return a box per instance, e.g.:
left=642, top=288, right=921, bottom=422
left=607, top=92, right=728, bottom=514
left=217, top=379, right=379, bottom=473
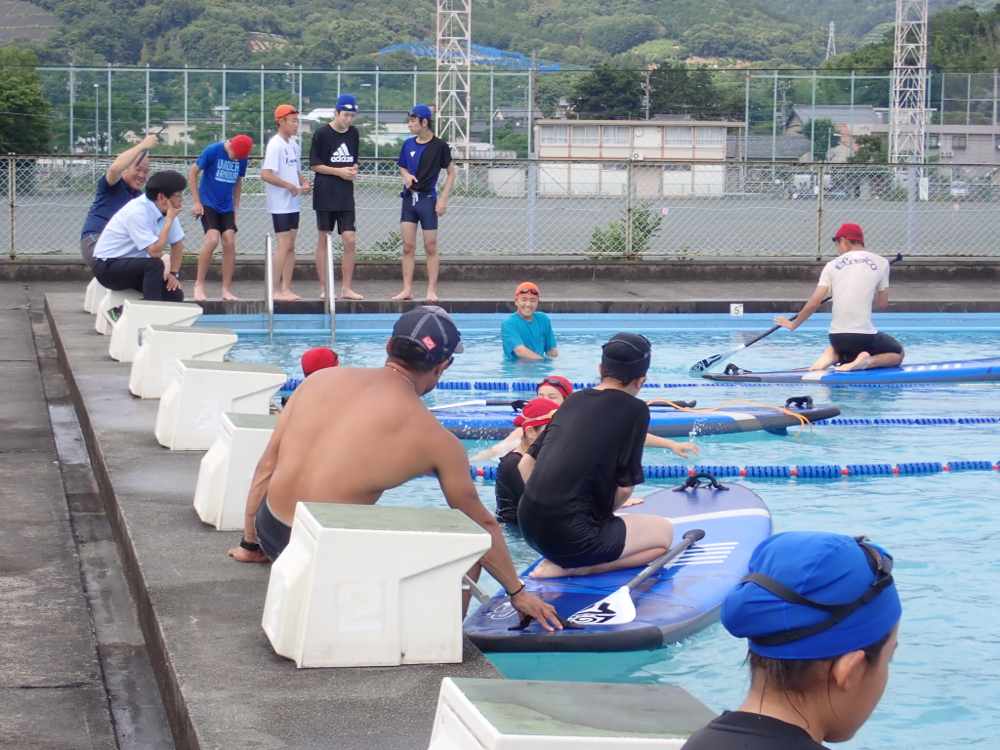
left=374, top=66, right=380, bottom=186
left=68, top=65, right=75, bottom=153
left=145, top=63, right=150, bottom=135
left=625, top=159, right=634, bottom=259
left=259, top=65, right=265, bottom=156
left=907, top=164, right=917, bottom=256
left=183, top=65, right=189, bottom=157
left=816, top=163, right=825, bottom=260
left=8, top=156, right=16, bottom=259
left=222, top=64, right=227, bottom=140
left=106, top=65, right=112, bottom=154
left=526, top=158, right=537, bottom=257
left=298, top=65, right=303, bottom=119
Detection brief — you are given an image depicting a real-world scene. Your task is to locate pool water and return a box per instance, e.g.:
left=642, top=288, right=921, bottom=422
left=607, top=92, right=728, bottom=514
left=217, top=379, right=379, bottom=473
left=220, top=316, right=1000, bottom=750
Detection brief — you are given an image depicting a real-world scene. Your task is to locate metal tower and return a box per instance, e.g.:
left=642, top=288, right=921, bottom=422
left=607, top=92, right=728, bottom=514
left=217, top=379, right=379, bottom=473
left=889, top=0, right=929, bottom=164
left=436, top=0, right=472, bottom=156
left=826, top=22, right=836, bottom=58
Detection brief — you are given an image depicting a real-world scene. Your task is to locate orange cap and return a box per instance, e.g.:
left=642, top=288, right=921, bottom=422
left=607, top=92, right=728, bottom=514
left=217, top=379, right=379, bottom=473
left=514, top=281, right=540, bottom=300
left=274, top=104, right=299, bottom=122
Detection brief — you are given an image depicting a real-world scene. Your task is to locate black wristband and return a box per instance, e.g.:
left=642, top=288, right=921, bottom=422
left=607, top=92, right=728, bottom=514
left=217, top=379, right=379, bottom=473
left=240, top=538, right=261, bottom=552
left=169, top=270, right=179, bottom=279
left=506, top=582, right=526, bottom=598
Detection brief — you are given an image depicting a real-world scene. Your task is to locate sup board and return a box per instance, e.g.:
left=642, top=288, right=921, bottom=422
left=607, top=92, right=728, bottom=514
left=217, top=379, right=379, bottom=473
left=464, top=479, right=771, bottom=653
left=702, top=357, right=1000, bottom=385
left=437, top=402, right=839, bottom=440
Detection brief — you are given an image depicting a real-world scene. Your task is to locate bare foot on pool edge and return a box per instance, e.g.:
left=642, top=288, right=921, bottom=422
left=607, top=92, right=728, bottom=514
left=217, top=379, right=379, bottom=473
left=222, top=289, right=240, bottom=302
left=426, top=289, right=440, bottom=302
left=392, top=289, right=413, bottom=301
left=274, top=290, right=301, bottom=301
left=193, top=283, right=207, bottom=302
left=529, top=559, right=578, bottom=579
left=836, top=351, right=871, bottom=372
left=341, top=288, right=365, bottom=301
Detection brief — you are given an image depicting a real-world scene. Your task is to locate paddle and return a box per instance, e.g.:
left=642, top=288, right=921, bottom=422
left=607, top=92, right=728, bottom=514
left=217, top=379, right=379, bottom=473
left=429, top=399, right=527, bottom=411
left=688, top=253, right=903, bottom=375
left=566, top=529, right=706, bottom=626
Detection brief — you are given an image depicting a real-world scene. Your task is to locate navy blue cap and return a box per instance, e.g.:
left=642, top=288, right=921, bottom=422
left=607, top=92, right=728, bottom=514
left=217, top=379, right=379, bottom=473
left=391, top=306, right=464, bottom=364
left=601, top=333, right=652, bottom=380
left=336, top=94, right=358, bottom=112
left=409, top=104, right=433, bottom=121
left=722, top=532, right=901, bottom=660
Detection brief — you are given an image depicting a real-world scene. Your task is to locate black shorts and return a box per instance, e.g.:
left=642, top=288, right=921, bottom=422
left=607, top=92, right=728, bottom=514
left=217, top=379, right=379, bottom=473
left=828, top=331, right=903, bottom=364
left=400, top=192, right=438, bottom=230
left=316, top=210, right=356, bottom=234
left=271, top=212, right=300, bottom=233
left=200, top=206, right=238, bottom=234
left=254, top=497, right=292, bottom=561
left=517, top=499, right=627, bottom=569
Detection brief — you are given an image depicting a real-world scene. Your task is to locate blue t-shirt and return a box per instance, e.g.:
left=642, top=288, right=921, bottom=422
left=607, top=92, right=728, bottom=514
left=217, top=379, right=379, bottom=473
left=80, top=175, right=141, bottom=240
left=397, top=135, right=452, bottom=196
left=501, top=311, right=557, bottom=359
left=196, top=141, right=247, bottom=213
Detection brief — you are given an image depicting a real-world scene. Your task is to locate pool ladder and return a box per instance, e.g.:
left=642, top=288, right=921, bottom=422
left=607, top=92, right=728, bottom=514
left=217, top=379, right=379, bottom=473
left=264, top=233, right=274, bottom=341
left=325, top=233, right=336, bottom=342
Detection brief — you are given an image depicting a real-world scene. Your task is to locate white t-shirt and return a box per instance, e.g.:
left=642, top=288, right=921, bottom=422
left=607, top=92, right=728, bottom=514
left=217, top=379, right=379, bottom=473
left=92, top=195, right=185, bottom=261
left=263, top=134, right=302, bottom=214
left=817, top=249, right=890, bottom=334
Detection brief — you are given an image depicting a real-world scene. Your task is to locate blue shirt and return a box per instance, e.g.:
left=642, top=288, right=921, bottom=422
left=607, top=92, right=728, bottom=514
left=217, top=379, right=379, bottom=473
left=80, top=175, right=141, bottom=240
left=397, top=135, right=452, bottom=196
left=92, top=195, right=185, bottom=261
left=501, top=311, right=557, bottom=359
left=195, top=141, right=247, bottom=213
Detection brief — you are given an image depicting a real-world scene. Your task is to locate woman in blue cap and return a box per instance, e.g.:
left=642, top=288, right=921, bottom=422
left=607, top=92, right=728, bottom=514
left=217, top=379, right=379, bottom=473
left=683, top=531, right=901, bottom=749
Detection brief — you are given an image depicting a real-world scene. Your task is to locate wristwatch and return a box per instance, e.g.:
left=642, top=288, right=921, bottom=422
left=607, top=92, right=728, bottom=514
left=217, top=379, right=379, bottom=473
left=169, top=270, right=179, bottom=279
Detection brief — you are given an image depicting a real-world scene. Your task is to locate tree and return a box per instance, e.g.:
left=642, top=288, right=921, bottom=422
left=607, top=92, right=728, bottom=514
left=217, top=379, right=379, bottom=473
left=803, top=117, right=840, bottom=160
left=0, top=48, right=52, bottom=153
left=648, top=61, right=742, bottom=120
left=848, top=134, right=887, bottom=164
left=571, top=63, right=642, bottom=119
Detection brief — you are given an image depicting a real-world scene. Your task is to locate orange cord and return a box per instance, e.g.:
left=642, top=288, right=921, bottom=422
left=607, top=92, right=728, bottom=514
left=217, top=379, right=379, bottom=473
left=647, top=398, right=814, bottom=439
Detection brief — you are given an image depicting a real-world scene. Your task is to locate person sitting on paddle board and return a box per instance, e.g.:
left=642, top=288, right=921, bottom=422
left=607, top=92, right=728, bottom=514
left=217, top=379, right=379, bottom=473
left=469, top=374, right=699, bottom=463
left=774, top=223, right=904, bottom=372
left=494, top=397, right=560, bottom=524
left=683, top=531, right=901, bottom=750
left=516, top=333, right=675, bottom=579
left=228, top=305, right=562, bottom=631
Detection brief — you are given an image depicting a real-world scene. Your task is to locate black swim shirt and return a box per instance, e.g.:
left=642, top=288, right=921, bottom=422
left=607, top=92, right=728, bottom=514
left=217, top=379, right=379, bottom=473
left=682, top=711, right=827, bottom=750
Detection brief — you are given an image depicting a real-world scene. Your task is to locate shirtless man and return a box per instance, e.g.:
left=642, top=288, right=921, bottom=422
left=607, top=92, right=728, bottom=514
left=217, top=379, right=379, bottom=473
left=228, top=305, right=561, bottom=631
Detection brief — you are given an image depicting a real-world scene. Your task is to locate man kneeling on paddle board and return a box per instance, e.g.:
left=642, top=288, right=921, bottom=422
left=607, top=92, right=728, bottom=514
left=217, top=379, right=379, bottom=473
left=228, top=305, right=562, bottom=631
left=775, top=223, right=904, bottom=372
left=517, top=333, right=675, bottom=579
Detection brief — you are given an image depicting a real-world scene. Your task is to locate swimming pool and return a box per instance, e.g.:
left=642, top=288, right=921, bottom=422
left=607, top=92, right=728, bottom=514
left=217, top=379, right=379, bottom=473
left=214, top=313, right=1000, bottom=750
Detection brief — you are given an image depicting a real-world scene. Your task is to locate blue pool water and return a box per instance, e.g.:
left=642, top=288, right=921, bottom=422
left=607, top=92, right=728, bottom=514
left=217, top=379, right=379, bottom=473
left=216, top=313, right=1000, bottom=750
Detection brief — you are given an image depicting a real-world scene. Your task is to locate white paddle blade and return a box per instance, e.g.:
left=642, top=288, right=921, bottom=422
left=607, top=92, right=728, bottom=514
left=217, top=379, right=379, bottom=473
left=429, top=399, right=486, bottom=411
left=567, top=586, right=637, bottom=626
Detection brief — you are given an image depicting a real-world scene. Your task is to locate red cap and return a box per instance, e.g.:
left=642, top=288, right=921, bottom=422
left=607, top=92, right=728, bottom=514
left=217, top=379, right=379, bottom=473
left=301, top=347, right=339, bottom=376
left=536, top=375, right=573, bottom=400
left=513, top=397, right=560, bottom=429
left=229, top=134, right=254, bottom=160
left=833, top=222, right=864, bottom=244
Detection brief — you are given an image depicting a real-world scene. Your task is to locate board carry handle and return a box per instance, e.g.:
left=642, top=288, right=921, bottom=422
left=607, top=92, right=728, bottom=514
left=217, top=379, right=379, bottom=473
left=509, top=611, right=585, bottom=631
left=785, top=395, right=814, bottom=410
left=673, top=472, right=728, bottom=491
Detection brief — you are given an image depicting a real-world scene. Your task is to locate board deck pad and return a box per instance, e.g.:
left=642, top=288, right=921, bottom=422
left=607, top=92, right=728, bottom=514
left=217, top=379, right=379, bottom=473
left=464, top=482, right=771, bottom=653
left=438, top=403, right=839, bottom=440
left=702, top=357, right=1000, bottom=385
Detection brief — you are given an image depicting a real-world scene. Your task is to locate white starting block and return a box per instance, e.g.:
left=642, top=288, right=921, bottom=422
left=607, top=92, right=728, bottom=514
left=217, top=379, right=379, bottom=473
left=129, top=324, right=239, bottom=399
left=94, top=288, right=143, bottom=335
left=194, top=412, right=277, bottom=530
left=109, top=300, right=202, bottom=363
left=84, top=277, right=106, bottom=313
left=429, top=678, right=717, bottom=749
left=154, top=360, right=287, bottom=451
left=262, top=503, right=491, bottom=668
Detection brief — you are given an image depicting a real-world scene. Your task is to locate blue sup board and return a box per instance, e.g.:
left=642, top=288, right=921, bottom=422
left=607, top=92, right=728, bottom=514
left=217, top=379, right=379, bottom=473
left=464, top=478, right=771, bottom=653
left=437, top=402, right=839, bottom=440
left=703, top=357, right=1000, bottom=385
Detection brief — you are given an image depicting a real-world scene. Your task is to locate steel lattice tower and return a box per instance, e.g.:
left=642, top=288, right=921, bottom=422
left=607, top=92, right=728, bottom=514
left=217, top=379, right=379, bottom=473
left=889, top=0, right=929, bottom=164
left=436, top=0, right=472, bottom=156
left=826, top=22, right=836, bottom=58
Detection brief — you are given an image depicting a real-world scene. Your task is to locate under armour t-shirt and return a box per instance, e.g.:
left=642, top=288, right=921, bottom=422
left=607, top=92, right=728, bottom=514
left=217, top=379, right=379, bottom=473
left=195, top=141, right=247, bottom=213
left=501, top=312, right=557, bottom=359
left=397, top=135, right=452, bottom=195
left=682, top=711, right=826, bottom=750
left=309, top=124, right=360, bottom=212
left=80, top=176, right=141, bottom=239
left=817, top=250, right=891, bottom=335
left=263, top=134, right=302, bottom=214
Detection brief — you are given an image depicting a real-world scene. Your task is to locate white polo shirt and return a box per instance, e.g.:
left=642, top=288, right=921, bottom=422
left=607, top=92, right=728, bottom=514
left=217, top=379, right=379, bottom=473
left=93, top=195, right=185, bottom=261
left=263, top=134, right=302, bottom=214
left=818, top=250, right=891, bottom=334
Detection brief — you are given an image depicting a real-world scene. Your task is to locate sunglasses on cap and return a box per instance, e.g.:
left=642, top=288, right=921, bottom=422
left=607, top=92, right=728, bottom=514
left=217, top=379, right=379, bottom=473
left=538, top=376, right=568, bottom=391
left=742, top=536, right=894, bottom=648
left=516, top=286, right=539, bottom=297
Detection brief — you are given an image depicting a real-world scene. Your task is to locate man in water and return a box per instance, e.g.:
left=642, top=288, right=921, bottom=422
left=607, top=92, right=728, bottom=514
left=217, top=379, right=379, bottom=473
left=501, top=282, right=558, bottom=360
left=775, top=222, right=904, bottom=372
left=228, top=306, right=561, bottom=631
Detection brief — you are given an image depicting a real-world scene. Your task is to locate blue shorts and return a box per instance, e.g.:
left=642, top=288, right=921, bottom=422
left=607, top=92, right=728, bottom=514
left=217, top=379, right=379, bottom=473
left=400, top=192, right=438, bottom=230
left=254, top=497, right=291, bottom=561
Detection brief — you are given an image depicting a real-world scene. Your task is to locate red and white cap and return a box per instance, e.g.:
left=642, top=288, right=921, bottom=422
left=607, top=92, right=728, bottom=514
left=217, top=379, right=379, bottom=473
left=513, top=397, right=560, bottom=429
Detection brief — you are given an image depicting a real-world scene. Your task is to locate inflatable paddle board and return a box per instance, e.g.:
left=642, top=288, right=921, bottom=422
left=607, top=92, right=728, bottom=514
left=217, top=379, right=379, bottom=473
left=464, top=476, right=771, bottom=653
left=702, top=357, right=1000, bottom=385
left=437, top=402, right=839, bottom=440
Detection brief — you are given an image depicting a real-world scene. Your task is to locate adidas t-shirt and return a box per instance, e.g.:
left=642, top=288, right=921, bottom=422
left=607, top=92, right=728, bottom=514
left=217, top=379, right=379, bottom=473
left=263, top=134, right=302, bottom=215
left=309, top=124, right=359, bottom=212
left=195, top=141, right=247, bottom=213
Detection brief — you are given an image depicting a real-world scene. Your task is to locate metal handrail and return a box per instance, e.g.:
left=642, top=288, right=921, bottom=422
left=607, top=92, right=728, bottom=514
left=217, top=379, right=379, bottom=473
left=264, top=233, right=274, bottom=341
left=325, top=233, right=336, bottom=342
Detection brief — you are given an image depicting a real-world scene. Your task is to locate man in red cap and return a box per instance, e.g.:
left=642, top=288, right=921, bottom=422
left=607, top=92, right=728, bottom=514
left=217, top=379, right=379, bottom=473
left=775, top=222, right=904, bottom=372
left=189, top=134, right=254, bottom=302
left=501, top=282, right=559, bottom=360
left=300, top=347, right=338, bottom=376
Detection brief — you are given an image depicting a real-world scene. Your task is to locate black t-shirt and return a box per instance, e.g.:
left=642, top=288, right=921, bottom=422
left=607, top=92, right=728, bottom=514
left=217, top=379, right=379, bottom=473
left=495, top=450, right=524, bottom=523
left=523, top=388, right=648, bottom=517
left=309, top=124, right=360, bottom=211
left=682, top=711, right=827, bottom=750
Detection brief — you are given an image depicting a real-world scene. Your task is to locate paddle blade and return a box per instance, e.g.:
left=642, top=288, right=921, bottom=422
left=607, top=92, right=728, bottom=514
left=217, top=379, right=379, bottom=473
left=689, top=344, right=743, bottom=374
left=567, top=586, right=637, bottom=626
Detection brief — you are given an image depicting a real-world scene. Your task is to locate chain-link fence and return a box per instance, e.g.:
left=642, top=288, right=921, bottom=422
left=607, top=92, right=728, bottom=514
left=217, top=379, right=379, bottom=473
left=4, top=155, right=1000, bottom=260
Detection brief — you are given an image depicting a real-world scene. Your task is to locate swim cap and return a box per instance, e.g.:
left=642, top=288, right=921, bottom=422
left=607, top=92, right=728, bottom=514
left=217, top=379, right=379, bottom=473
left=722, top=531, right=901, bottom=660
left=301, top=347, right=338, bottom=376
left=336, top=94, right=358, bottom=112
left=229, top=134, right=254, bottom=160
left=274, top=104, right=299, bottom=122
left=601, top=332, right=651, bottom=381
left=391, top=305, right=465, bottom=364
left=409, top=104, right=433, bottom=121
left=537, top=375, right=573, bottom=400
left=513, top=397, right=560, bottom=429
left=514, top=282, right=540, bottom=300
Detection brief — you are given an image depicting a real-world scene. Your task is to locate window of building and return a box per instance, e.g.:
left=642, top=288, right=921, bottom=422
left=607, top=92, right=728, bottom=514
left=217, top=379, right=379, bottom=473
left=663, top=163, right=689, bottom=172
left=572, top=125, right=599, bottom=146
left=926, top=133, right=940, bottom=148
left=602, top=125, right=631, bottom=146
left=695, top=126, right=725, bottom=147
left=952, top=134, right=967, bottom=149
left=539, top=125, right=568, bottom=146
left=665, top=126, right=693, bottom=146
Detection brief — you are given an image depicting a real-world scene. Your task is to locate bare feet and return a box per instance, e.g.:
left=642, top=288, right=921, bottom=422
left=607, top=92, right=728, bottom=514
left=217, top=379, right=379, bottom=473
left=426, top=290, right=440, bottom=302
left=836, top=351, right=871, bottom=372
left=529, top=559, right=578, bottom=579
left=341, top=288, right=365, bottom=301
left=222, top=289, right=240, bottom=302
left=274, top=290, right=301, bottom=301
left=193, top=283, right=207, bottom=303
left=392, top=289, right=414, bottom=301
left=319, top=287, right=325, bottom=300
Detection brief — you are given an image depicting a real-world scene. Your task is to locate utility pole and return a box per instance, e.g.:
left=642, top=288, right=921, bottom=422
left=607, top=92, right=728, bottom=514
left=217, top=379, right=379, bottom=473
left=643, top=68, right=652, bottom=120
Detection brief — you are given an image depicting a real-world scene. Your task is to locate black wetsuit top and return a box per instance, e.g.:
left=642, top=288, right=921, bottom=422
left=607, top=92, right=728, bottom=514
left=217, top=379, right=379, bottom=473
left=682, top=711, right=827, bottom=750
left=494, top=450, right=524, bottom=524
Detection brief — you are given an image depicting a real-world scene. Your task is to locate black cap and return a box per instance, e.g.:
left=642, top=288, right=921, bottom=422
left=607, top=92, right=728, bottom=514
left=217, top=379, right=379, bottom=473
left=391, top=306, right=465, bottom=364
left=601, top=332, right=652, bottom=380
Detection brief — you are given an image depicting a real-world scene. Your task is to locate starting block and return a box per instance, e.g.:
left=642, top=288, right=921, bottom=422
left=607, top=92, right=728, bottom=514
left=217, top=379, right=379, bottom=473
left=94, top=288, right=143, bottom=335
left=428, top=678, right=717, bottom=749
left=129, top=324, right=238, bottom=399
left=194, top=412, right=277, bottom=530
left=109, top=300, right=202, bottom=363
left=262, top=503, right=491, bottom=668
left=154, top=360, right=286, bottom=451
left=84, top=277, right=106, bottom=313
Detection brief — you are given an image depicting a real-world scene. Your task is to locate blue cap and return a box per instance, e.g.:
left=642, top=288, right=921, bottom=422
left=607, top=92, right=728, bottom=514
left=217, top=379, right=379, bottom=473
left=336, top=94, right=358, bottom=112
left=721, top=532, right=901, bottom=660
left=409, top=104, right=433, bottom=121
